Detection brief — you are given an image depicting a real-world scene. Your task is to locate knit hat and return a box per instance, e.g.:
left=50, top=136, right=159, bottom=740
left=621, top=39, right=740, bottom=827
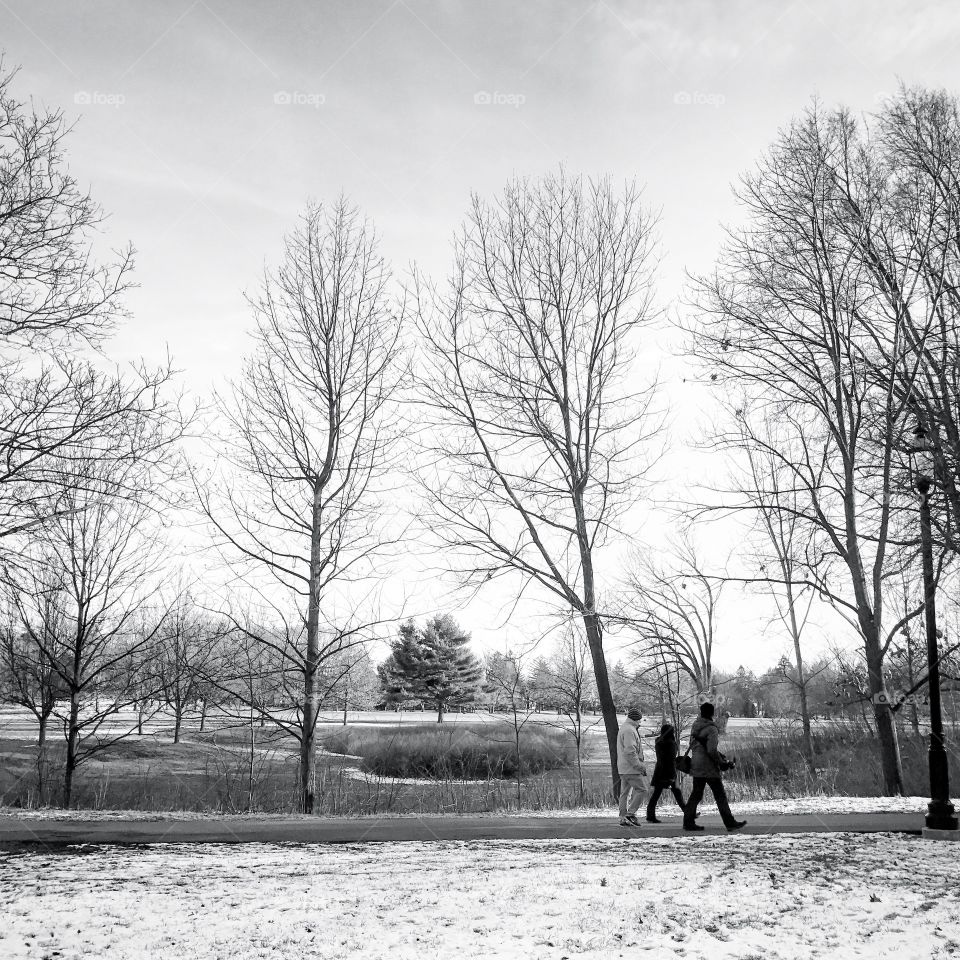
left=627, top=708, right=642, bottom=721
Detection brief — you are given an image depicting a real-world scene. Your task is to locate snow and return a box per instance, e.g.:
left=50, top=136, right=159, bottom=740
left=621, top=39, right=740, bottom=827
left=2, top=833, right=959, bottom=958
left=0, top=795, right=952, bottom=822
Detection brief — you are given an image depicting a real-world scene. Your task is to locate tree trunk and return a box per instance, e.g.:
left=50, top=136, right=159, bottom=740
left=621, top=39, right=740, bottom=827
left=248, top=700, right=256, bottom=812
left=300, top=487, right=324, bottom=815
left=63, top=693, right=80, bottom=808
left=37, top=712, right=49, bottom=805
left=300, top=674, right=317, bottom=814
left=173, top=699, right=182, bottom=744
left=582, top=609, right=620, bottom=796
left=437, top=701, right=445, bottom=723
left=865, top=643, right=904, bottom=795
left=200, top=700, right=208, bottom=732
left=797, top=675, right=814, bottom=764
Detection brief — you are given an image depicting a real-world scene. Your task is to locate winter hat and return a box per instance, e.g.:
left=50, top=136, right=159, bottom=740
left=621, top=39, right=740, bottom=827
left=627, top=708, right=642, bottom=721
left=700, top=702, right=715, bottom=719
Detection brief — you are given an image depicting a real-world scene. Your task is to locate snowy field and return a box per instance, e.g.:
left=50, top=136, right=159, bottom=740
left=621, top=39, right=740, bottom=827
left=2, top=833, right=959, bottom=959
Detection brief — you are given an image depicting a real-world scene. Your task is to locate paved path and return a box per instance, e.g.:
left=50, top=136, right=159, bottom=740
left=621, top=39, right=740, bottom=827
left=0, top=812, right=921, bottom=847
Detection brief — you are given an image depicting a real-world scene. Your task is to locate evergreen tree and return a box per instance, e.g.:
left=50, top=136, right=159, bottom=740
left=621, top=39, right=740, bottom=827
left=380, top=615, right=483, bottom=721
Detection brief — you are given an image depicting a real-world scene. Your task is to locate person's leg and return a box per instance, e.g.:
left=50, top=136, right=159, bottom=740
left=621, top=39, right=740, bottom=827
left=670, top=784, right=686, bottom=810
left=646, top=785, right=664, bottom=820
left=626, top=776, right=645, bottom=817
left=683, top=778, right=705, bottom=826
left=619, top=777, right=630, bottom=819
left=707, top=778, right=736, bottom=828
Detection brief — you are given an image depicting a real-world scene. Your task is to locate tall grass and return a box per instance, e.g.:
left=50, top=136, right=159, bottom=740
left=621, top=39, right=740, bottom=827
left=1, top=723, right=949, bottom=814
left=322, top=723, right=575, bottom=779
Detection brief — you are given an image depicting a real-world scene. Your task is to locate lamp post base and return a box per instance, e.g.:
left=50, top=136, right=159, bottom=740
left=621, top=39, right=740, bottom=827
left=923, top=826, right=960, bottom=841
left=925, top=800, right=958, bottom=833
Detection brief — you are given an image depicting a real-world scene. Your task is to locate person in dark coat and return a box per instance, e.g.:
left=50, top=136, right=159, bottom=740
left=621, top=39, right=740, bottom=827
left=683, top=702, right=747, bottom=832
left=645, top=722, right=687, bottom=823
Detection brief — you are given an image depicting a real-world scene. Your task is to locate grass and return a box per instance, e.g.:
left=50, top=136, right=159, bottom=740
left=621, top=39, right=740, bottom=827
left=2, top=716, right=955, bottom=814
left=321, top=722, right=576, bottom=779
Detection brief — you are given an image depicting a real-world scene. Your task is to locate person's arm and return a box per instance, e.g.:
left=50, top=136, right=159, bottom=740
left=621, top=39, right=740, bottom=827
left=705, top=727, right=722, bottom=766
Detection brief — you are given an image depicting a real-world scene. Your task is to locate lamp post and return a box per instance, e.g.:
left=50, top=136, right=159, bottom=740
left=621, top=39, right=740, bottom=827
left=909, top=421, right=958, bottom=833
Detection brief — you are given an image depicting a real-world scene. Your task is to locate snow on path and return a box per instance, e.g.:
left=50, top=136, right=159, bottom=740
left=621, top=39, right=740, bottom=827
left=0, top=795, right=952, bottom=821
left=1, top=833, right=958, bottom=959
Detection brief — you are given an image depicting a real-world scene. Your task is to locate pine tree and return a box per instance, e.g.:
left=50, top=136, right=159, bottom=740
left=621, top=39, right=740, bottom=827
left=379, top=615, right=483, bottom=721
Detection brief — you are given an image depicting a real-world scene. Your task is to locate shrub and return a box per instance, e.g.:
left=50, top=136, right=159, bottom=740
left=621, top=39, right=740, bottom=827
left=321, top=722, right=575, bottom=779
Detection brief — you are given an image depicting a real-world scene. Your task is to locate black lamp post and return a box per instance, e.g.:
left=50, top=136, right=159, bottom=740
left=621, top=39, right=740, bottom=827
left=909, top=421, right=958, bottom=832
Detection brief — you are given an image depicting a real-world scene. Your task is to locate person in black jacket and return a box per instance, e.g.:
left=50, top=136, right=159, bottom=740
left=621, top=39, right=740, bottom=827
left=645, top=722, right=687, bottom=823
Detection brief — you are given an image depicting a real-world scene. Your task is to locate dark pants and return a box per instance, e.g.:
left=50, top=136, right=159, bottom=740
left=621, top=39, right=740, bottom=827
left=683, top=777, right=736, bottom=828
left=646, top=783, right=685, bottom=819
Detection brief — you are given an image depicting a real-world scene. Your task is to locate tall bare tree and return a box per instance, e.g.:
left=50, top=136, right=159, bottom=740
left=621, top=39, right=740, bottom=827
left=199, top=199, right=404, bottom=813
left=689, top=105, right=922, bottom=793
left=415, top=171, right=661, bottom=792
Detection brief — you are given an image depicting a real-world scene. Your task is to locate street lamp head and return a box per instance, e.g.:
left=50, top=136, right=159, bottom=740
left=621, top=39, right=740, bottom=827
left=909, top=421, right=935, bottom=494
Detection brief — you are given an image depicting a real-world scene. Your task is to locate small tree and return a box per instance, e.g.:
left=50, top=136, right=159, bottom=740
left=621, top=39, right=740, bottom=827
left=154, top=590, right=222, bottom=743
left=3, top=450, right=172, bottom=806
left=539, top=625, right=598, bottom=801
left=380, top=615, right=483, bottom=721
left=0, top=607, right=69, bottom=801
left=483, top=646, right=536, bottom=804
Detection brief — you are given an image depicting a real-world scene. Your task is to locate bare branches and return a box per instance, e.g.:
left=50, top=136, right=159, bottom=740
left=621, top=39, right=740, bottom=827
left=0, top=63, right=133, bottom=347
left=618, top=535, right=721, bottom=694
left=198, top=199, right=404, bottom=811
left=413, top=171, right=663, bottom=788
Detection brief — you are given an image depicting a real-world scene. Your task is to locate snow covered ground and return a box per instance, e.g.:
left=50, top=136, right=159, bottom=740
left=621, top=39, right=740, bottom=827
left=0, top=794, right=952, bottom=821
left=2, top=833, right=958, bottom=959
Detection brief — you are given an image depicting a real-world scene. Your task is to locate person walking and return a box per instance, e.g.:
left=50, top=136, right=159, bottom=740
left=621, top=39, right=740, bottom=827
left=617, top=708, right=647, bottom=826
left=645, top=722, right=687, bottom=823
left=682, top=702, right=747, bottom=832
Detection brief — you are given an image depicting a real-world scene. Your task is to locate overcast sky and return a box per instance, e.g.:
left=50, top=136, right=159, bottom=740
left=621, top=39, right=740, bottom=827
left=6, top=0, right=960, bottom=669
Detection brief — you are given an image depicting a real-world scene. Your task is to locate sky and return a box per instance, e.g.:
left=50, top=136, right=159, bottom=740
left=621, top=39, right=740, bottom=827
left=5, top=0, right=960, bottom=670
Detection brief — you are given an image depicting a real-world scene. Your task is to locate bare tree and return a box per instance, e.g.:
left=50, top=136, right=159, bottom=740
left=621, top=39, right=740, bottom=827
left=0, top=63, right=185, bottom=552
left=198, top=199, right=404, bottom=813
left=154, top=589, right=223, bottom=743
left=739, top=435, right=820, bottom=762
left=620, top=535, right=721, bottom=696
left=0, top=589, right=69, bottom=802
left=415, top=171, right=661, bottom=792
left=1, top=447, right=173, bottom=806
left=483, top=646, right=535, bottom=805
left=689, top=105, right=921, bottom=794
left=538, top=624, right=598, bottom=801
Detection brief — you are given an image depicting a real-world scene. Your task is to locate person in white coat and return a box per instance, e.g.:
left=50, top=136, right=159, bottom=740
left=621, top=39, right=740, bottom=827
left=616, top=708, right=647, bottom=826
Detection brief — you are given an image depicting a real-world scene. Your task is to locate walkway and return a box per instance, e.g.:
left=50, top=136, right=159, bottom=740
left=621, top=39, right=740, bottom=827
left=0, top=812, right=920, bottom=846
